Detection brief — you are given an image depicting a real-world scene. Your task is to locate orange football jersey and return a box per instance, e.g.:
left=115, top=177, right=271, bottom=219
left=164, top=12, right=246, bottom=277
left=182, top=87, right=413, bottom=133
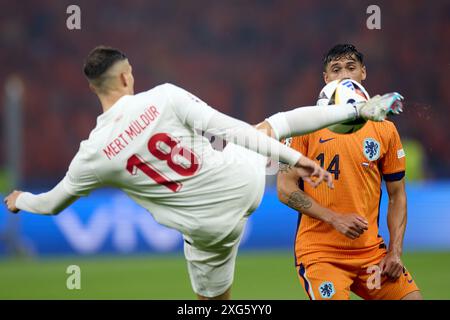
left=288, top=120, right=406, bottom=264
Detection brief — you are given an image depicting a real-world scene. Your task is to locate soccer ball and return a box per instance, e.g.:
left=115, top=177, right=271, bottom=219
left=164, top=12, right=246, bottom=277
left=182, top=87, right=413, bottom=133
left=317, top=79, right=370, bottom=134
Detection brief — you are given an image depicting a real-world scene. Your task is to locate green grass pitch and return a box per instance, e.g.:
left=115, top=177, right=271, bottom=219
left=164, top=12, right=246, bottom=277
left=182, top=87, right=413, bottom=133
left=0, top=251, right=449, bottom=299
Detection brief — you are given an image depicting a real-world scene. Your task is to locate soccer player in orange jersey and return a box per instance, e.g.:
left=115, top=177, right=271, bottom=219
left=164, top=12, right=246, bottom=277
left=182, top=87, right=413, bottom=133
left=277, top=44, right=422, bottom=300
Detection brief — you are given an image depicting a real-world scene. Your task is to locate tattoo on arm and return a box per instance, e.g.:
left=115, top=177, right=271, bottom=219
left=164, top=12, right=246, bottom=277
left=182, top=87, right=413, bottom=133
left=287, top=191, right=312, bottom=210
left=279, top=163, right=293, bottom=173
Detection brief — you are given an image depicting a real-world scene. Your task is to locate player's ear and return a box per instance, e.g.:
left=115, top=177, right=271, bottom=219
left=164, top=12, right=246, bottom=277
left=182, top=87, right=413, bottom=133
left=361, top=65, right=367, bottom=81
left=120, top=72, right=128, bottom=88
left=88, top=83, right=97, bottom=93
left=323, top=71, right=329, bottom=84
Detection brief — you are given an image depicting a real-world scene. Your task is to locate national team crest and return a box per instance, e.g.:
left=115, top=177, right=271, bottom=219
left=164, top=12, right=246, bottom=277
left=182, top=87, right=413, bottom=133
left=363, top=138, right=381, bottom=161
left=319, top=281, right=336, bottom=299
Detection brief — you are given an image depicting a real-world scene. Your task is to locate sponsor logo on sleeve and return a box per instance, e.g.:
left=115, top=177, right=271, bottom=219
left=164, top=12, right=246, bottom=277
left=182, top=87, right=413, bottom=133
left=397, top=148, right=405, bottom=159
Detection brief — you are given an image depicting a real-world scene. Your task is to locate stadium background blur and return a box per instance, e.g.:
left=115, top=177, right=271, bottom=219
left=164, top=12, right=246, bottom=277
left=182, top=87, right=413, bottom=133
left=1, top=0, right=449, bottom=299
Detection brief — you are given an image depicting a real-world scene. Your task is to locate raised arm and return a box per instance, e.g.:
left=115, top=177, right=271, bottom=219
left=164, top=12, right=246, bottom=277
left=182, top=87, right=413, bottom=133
left=164, top=83, right=333, bottom=188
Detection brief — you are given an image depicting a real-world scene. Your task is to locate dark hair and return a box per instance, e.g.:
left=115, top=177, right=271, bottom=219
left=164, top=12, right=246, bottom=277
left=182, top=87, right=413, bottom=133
left=323, top=44, right=364, bottom=70
left=83, top=46, right=127, bottom=80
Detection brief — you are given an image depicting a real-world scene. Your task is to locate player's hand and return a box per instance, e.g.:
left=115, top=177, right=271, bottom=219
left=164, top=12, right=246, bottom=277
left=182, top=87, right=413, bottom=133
left=379, top=251, right=404, bottom=281
left=295, top=156, right=334, bottom=189
left=329, top=212, right=368, bottom=239
left=3, top=190, right=22, bottom=214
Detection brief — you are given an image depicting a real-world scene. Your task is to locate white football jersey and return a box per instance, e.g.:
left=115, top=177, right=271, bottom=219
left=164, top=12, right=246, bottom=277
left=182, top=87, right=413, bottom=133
left=62, top=83, right=266, bottom=245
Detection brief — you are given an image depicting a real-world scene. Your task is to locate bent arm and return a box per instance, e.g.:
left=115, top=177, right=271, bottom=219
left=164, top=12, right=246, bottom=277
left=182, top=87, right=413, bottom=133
left=16, top=181, right=79, bottom=215
left=277, top=165, right=335, bottom=223
left=277, top=165, right=368, bottom=239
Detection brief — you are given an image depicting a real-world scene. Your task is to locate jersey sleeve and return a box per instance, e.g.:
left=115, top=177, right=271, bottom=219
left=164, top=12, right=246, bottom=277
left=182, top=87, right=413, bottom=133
left=162, top=83, right=216, bottom=131
left=163, top=83, right=303, bottom=166
left=16, top=181, right=79, bottom=215
left=287, top=135, right=309, bottom=155
left=62, top=145, right=102, bottom=197
left=380, top=122, right=406, bottom=181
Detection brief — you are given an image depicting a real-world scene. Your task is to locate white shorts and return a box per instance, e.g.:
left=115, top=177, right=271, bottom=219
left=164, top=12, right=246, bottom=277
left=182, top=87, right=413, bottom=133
left=183, top=216, right=249, bottom=298
left=183, top=143, right=267, bottom=297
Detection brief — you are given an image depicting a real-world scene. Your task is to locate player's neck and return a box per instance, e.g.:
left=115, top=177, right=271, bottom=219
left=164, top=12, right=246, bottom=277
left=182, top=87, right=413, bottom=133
left=98, top=90, right=129, bottom=113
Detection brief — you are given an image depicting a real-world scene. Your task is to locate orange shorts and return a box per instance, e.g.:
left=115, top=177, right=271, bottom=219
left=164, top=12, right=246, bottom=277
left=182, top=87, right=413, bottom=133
left=296, top=251, right=419, bottom=300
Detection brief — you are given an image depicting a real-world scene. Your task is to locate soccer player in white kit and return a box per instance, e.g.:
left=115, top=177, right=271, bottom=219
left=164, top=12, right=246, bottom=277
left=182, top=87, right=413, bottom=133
left=4, top=47, right=403, bottom=300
